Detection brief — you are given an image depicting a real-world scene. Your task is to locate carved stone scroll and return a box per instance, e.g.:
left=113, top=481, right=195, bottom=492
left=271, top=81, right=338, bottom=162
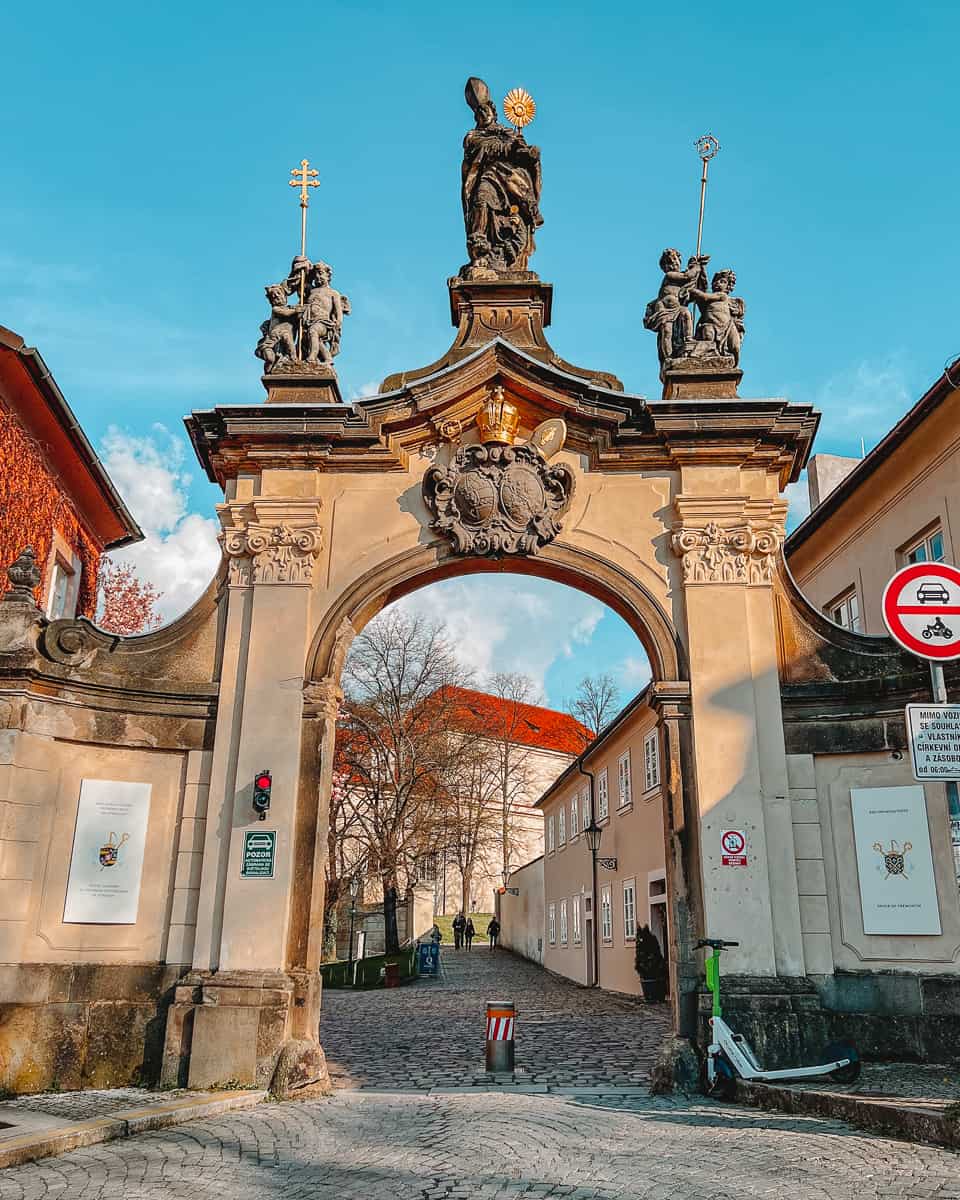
left=671, top=521, right=781, bottom=585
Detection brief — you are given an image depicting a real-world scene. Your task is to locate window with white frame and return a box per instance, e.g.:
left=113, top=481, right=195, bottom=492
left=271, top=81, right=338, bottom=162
left=622, top=879, right=637, bottom=940
left=548, top=902, right=556, bottom=943
left=558, top=806, right=566, bottom=846
left=617, top=751, right=632, bottom=808
left=600, top=885, right=613, bottom=941
left=572, top=895, right=582, bottom=944
left=547, top=814, right=555, bottom=853
left=903, top=526, right=946, bottom=565
left=570, top=793, right=579, bottom=838
left=559, top=899, right=568, bottom=944
left=643, top=730, right=660, bottom=792
left=597, top=768, right=609, bottom=819
left=826, top=586, right=862, bottom=633
left=581, top=788, right=591, bottom=829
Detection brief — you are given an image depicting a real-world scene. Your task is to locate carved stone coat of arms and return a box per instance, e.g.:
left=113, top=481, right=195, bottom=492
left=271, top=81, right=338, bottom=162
left=422, top=441, right=575, bottom=556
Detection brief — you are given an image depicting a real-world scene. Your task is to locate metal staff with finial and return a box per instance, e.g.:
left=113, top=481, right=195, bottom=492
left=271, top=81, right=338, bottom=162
left=694, top=133, right=720, bottom=258
left=289, top=158, right=319, bottom=357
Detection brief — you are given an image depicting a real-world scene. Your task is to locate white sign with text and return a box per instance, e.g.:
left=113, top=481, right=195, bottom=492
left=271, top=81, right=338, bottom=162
left=850, top=786, right=941, bottom=936
left=63, top=779, right=152, bottom=925
left=905, top=704, right=960, bottom=781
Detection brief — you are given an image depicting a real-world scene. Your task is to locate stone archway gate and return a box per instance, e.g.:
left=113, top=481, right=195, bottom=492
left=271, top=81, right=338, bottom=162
left=0, top=272, right=820, bottom=1092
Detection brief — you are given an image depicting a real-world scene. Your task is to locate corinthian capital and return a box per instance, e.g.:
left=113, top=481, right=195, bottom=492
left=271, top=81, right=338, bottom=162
left=219, top=499, right=324, bottom=586
left=671, top=520, right=782, bottom=585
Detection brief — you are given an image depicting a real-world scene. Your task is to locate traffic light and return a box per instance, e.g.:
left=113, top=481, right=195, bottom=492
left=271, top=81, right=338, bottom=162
left=253, top=770, right=272, bottom=820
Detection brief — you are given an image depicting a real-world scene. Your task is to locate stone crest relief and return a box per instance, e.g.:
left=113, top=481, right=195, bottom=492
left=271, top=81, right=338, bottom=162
left=423, top=442, right=574, bottom=556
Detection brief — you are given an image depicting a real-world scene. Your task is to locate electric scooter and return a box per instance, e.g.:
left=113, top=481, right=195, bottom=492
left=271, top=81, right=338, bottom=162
left=697, top=938, right=861, bottom=1099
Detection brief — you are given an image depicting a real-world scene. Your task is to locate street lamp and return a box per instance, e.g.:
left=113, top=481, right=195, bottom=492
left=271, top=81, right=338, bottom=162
left=584, top=819, right=602, bottom=988
left=501, top=867, right=511, bottom=889
left=347, top=874, right=362, bottom=971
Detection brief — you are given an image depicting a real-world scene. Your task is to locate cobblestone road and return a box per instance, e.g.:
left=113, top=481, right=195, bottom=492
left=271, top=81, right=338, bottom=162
left=2, top=950, right=958, bottom=1198
left=319, top=946, right=671, bottom=1089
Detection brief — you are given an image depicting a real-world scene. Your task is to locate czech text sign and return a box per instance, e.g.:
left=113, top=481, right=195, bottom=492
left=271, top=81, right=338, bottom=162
left=905, top=704, right=960, bottom=781
left=850, top=786, right=941, bottom=935
left=241, top=829, right=276, bottom=878
left=63, top=779, right=151, bottom=924
left=720, top=829, right=747, bottom=867
left=882, top=562, right=960, bottom=661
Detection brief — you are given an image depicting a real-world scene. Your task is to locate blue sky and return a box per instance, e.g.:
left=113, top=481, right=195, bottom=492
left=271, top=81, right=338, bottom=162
left=2, top=0, right=957, bottom=707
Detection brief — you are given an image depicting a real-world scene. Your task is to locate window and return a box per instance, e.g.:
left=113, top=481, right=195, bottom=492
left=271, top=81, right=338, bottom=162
left=416, top=853, right=437, bottom=884
left=826, top=587, right=862, bottom=633
left=572, top=895, right=582, bottom=944
left=622, top=880, right=637, bottom=940
left=597, top=768, right=609, bottom=820
left=559, top=899, right=568, bottom=944
left=547, top=814, right=555, bottom=853
left=558, top=807, right=566, bottom=846
left=581, top=788, right=591, bottom=830
left=548, top=903, right=556, bottom=944
left=570, top=794, right=579, bottom=838
left=904, top=526, right=946, bottom=565
left=643, top=730, right=660, bottom=792
left=600, top=885, right=613, bottom=941
left=617, top=752, right=632, bottom=808
left=46, top=557, right=80, bottom=620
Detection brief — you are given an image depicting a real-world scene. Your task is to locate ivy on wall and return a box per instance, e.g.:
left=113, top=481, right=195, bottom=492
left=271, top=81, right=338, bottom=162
left=0, top=399, right=101, bottom=617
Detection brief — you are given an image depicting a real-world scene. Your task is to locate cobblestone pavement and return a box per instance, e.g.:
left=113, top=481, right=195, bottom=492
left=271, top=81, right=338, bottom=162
left=787, top=1062, right=960, bottom=1107
left=2, top=1089, right=960, bottom=1198
left=319, top=947, right=672, bottom=1090
left=3, top=1089, right=201, bottom=1122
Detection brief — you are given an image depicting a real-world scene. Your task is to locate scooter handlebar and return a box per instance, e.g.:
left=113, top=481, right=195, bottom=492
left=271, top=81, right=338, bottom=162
left=695, top=938, right=739, bottom=950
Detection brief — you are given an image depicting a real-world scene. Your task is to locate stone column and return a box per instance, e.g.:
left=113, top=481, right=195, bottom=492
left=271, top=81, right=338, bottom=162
left=167, top=496, right=324, bottom=1090
left=671, top=495, right=805, bottom=979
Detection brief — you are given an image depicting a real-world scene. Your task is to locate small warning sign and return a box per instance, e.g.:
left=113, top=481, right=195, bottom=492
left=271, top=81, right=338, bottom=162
left=720, top=829, right=747, bottom=867
left=241, top=829, right=276, bottom=878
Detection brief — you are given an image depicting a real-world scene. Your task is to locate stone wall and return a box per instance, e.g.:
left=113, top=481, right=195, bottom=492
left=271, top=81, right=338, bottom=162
left=499, top=857, right=544, bottom=964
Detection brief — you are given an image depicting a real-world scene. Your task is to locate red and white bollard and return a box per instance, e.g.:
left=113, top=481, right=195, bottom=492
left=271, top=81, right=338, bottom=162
left=485, top=999, right=516, bottom=1074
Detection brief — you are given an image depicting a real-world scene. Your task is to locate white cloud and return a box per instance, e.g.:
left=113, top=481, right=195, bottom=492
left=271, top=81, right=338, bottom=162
left=812, top=357, right=912, bottom=455
left=618, top=656, right=652, bottom=688
left=784, top=473, right=811, bottom=532
left=98, top=427, right=220, bottom=624
left=350, top=380, right=380, bottom=400
left=390, top=576, right=607, bottom=698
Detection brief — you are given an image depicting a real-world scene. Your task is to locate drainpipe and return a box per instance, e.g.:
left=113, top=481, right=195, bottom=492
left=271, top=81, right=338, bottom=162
left=577, top=757, right=600, bottom=988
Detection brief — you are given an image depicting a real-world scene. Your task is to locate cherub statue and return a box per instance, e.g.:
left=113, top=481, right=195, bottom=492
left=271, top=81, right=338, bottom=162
left=689, top=269, right=745, bottom=366
left=301, top=260, right=350, bottom=365
left=643, top=249, right=710, bottom=366
left=255, top=283, right=300, bottom=371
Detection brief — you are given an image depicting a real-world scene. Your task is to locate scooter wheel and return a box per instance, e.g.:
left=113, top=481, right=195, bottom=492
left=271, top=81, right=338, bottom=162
left=709, top=1054, right=737, bottom=1101
left=824, top=1041, right=861, bottom=1084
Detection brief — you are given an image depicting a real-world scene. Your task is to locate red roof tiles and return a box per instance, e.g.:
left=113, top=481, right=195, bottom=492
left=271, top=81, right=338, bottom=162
left=437, top=686, right=592, bottom=755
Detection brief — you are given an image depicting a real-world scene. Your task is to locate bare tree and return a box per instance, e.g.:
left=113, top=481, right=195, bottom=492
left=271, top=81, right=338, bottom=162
left=486, top=672, right=542, bottom=880
left=442, top=738, right=506, bottom=915
left=336, top=610, right=477, bottom=953
left=569, top=673, right=621, bottom=738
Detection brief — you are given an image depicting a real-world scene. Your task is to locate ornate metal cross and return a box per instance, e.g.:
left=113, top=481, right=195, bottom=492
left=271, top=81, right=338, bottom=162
left=289, top=158, right=320, bottom=257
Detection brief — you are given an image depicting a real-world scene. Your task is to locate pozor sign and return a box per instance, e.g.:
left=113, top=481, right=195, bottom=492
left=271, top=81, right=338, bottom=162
left=881, top=562, right=960, bottom=661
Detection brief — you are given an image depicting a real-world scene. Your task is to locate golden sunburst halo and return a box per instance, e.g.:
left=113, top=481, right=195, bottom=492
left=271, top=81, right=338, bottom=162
left=503, top=87, right=536, bottom=130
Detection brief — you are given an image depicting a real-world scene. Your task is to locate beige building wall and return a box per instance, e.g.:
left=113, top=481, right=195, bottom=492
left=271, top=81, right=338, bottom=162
left=498, top=856, right=544, bottom=964
left=539, top=698, right=666, bottom=997
left=788, top=384, right=960, bottom=633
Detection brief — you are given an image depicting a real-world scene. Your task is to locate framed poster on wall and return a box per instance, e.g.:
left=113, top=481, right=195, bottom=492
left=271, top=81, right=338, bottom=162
left=850, top=786, right=941, bottom=936
left=63, top=779, right=152, bottom=924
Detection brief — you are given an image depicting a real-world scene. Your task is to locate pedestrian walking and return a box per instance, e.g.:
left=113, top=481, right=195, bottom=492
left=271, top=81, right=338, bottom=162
left=486, top=916, right=500, bottom=951
left=428, top=922, right=442, bottom=945
left=452, top=911, right=466, bottom=950
left=464, top=918, right=475, bottom=950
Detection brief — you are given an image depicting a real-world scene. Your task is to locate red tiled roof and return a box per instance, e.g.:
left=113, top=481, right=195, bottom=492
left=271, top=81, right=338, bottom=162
left=437, top=686, right=591, bottom=755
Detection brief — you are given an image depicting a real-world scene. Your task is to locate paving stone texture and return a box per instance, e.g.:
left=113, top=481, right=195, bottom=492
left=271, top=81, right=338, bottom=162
left=3, top=1090, right=202, bottom=1123
left=2, top=949, right=959, bottom=1197
left=320, top=946, right=672, bottom=1090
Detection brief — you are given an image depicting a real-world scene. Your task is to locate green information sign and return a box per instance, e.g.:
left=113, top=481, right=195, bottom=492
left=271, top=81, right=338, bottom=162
left=241, top=829, right=276, bottom=878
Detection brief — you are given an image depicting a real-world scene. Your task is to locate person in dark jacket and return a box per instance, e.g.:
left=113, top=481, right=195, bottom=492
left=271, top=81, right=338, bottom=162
left=486, top=917, right=501, bottom=951
left=464, top=918, right=476, bottom=950
left=452, top=911, right=466, bottom=949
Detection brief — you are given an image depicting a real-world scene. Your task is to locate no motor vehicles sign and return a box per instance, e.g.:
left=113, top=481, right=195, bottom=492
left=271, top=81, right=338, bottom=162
left=881, top=562, right=960, bottom=662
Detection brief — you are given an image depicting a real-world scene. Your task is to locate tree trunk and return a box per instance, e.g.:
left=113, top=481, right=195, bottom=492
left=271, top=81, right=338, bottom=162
left=383, top=878, right=400, bottom=955
left=461, top=866, right=473, bottom=917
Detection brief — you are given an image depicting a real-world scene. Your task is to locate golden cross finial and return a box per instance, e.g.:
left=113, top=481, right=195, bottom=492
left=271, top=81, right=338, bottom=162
left=289, top=158, right=320, bottom=256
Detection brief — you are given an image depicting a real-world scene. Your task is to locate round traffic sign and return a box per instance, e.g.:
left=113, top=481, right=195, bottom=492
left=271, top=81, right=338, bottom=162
left=881, top=562, right=960, bottom=661
left=721, top=830, right=745, bottom=855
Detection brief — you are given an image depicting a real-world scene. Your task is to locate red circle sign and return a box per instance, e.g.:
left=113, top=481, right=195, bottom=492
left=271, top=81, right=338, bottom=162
left=721, top=830, right=745, bottom=854
left=881, top=562, right=960, bottom=661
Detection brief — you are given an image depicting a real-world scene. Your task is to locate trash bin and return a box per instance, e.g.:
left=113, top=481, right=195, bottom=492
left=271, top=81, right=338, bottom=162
left=384, top=961, right=401, bottom=988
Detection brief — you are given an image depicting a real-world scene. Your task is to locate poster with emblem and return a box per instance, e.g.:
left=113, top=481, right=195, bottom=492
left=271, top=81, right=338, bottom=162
left=850, top=786, right=941, bottom=936
left=63, top=779, right=152, bottom=924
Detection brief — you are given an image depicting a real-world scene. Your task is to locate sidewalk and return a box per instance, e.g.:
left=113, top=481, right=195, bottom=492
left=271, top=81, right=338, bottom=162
left=0, top=1086, right=265, bottom=1169
left=739, top=1062, right=960, bottom=1151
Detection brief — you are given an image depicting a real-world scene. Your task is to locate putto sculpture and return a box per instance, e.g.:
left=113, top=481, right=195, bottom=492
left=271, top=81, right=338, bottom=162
left=460, top=77, right=543, bottom=279
left=643, top=249, right=744, bottom=371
